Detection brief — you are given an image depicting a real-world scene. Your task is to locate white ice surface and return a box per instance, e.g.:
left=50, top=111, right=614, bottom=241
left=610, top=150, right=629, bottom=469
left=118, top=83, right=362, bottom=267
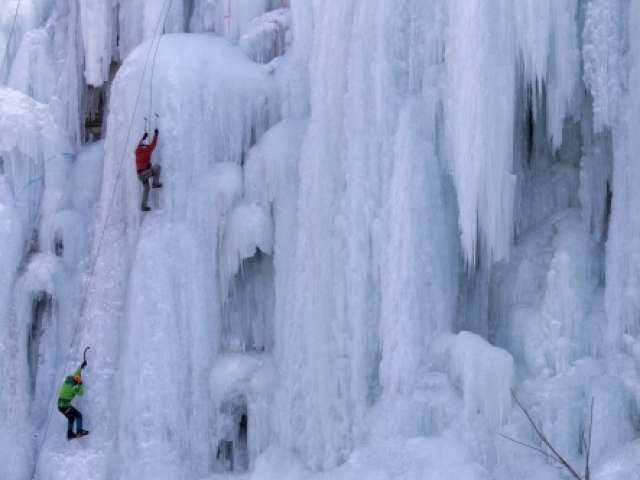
left=2, top=1, right=640, bottom=480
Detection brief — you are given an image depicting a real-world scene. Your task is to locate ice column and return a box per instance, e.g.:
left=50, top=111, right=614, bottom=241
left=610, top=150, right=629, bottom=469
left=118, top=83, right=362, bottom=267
left=274, top=0, right=369, bottom=470
left=276, top=0, right=459, bottom=470
left=606, top=0, right=640, bottom=346
left=80, top=0, right=118, bottom=86
left=444, top=0, right=516, bottom=266
left=380, top=96, right=459, bottom=395
left=515, top=0, right=581, bottom=151
left=116, top=220, right=217, bottom=479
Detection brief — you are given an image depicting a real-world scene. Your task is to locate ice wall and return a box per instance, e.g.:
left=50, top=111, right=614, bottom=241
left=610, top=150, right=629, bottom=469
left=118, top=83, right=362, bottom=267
left=28, top=32, right=278, bottom=478
left=3, top=0, right=640, bottom=479
left=0, top=0, right=53, bottom=83
left=0, top=114, right=100, bottom=478
left=190, top=0, right=286, bottom=42
left=271, top=0, right=463, bottom=470
left=80, top=0, right=288, bottom=87
left=606, top=0, right=640, bottom=348
left=0, top=87, right=71, bottom=244
left=2, top=0, right=87, bottom=148
left=0, top=175, right=25, bottom=477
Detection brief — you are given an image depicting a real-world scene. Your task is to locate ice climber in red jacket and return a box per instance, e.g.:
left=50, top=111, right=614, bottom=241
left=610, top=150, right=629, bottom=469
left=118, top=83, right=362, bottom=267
left=135, top=128, right=162, bottom=211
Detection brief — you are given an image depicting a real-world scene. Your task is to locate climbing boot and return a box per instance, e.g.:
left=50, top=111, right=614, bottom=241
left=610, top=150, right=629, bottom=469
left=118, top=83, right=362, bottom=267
left=141, top=205, right=151, bottom=212
left=152, top=183, right=162, bottom=188
left=77, top=429, right=89, bottom=437
left=67, top=431, right=77, bottom=440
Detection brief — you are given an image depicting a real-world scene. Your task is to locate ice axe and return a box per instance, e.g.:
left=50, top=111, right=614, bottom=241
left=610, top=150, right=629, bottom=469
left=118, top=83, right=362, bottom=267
left=143, top=117, right=149, bottom=133
left=82, top=347, right=90, bottom=369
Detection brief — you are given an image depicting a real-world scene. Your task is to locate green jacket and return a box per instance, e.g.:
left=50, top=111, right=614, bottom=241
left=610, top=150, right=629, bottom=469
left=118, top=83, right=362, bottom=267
left=58, top=367, right=84, bottom=409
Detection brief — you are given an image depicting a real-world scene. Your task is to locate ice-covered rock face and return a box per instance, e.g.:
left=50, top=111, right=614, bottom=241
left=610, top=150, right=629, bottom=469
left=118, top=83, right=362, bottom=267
left=2, top=0, right=640, bottom=480
left=0, top=82, right=100, bottom=478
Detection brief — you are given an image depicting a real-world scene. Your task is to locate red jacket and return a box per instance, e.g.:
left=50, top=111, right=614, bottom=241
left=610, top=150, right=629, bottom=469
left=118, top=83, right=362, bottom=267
left=135, top=133, right=158, bottom=171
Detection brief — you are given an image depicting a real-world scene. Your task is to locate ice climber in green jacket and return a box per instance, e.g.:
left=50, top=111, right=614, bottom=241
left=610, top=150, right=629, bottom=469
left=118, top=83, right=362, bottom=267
left=58, top=360, right=89, bottom=440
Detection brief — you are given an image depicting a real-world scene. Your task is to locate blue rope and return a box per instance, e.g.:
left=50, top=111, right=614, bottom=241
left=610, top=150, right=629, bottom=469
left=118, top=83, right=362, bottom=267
left=12, top=152, right=76, bottom=207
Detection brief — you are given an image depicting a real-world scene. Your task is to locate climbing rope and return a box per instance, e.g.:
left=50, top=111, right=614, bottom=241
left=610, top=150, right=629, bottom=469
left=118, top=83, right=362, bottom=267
left=148, top=0, right=172, bottom=128
left=7, top=87, right=98, bottom=477
left=11, top=84, right=99, bottom=296
left=12, top=153, right=76, bottom=207
left=30, top=0, right=174, bottom=476
left=224, top=0, right=232, bottom=42
left=1, top=0, right=22, bottom=79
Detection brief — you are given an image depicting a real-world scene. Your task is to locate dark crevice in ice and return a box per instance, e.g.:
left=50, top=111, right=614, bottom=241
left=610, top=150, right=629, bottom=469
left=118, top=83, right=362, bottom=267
left=54, top=235, right=63, bottom=257
left=223, top=249, right=274, bottom=353
left=28, top=292, right=53, bottom=395
left=216, top=399, right=249, bottom=473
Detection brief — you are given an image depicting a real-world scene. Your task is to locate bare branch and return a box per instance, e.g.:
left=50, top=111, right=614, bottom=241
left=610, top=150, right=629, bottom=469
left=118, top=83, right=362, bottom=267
left=500, top=434, right=563, bottom=464
left=585, top=398, right=594, bottom=480
left=582, top=432, right=590, bottom=480
left=508, top=389, right=583, bottom=480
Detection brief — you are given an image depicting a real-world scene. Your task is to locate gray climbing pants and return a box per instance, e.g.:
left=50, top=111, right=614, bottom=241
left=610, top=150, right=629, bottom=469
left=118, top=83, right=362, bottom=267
left=137, top=164, right=161, bottom=209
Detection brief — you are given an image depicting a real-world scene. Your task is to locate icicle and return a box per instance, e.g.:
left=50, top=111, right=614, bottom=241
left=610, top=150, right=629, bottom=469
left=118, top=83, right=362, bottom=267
left=221, top=201, right=273, bottom=296
left=79, top=0, right=118, bottom=86
left=515, top=0, right=580, bottom=151
left=445, top=0, right=516, bottom=266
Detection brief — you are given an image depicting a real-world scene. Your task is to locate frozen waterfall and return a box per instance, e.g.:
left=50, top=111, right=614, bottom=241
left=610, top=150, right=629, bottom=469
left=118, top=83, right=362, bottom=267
left=1, top=1, right=640, bottom=479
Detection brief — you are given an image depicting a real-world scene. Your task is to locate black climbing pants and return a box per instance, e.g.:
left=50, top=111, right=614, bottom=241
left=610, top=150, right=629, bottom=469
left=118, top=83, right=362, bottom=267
left=58, top=405, right=82, bottom=432
left=138, top=164, right=162, bottom=209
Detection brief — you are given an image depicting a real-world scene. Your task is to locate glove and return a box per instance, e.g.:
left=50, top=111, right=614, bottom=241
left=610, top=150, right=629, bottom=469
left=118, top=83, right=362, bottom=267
left=81, top=361, right=87, bottom=369
left=142, top=132, right=148, bottom=140
left=154, top=128, right=159, bottom=135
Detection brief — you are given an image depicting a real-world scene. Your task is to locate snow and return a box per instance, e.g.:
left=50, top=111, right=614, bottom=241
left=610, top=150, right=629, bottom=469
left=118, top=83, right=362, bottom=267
left=1, top=1, right=640, bottom=480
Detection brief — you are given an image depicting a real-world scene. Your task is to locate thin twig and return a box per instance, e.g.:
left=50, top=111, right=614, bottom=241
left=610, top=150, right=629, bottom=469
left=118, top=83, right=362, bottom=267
left=500, top=434, right=563, bottom=464
left=585, top=398, right=594, bottom=480
left=507, top=389, right=583, bottom=480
